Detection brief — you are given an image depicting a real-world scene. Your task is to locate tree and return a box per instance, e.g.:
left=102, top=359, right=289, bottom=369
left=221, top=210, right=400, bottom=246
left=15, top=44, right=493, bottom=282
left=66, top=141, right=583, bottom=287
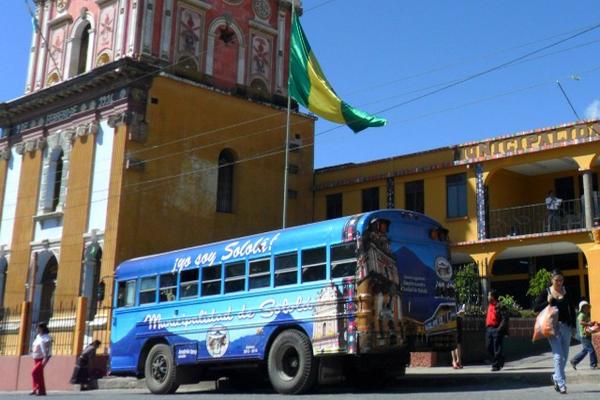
left=526, top=268, right=552, bottom=299
left=454, top=263, right=481, bottom=306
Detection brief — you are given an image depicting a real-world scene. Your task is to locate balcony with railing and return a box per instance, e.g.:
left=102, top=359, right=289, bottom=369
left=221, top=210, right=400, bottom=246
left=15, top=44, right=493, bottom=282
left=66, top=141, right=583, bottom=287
left=488, top=198, right=599, bottom=239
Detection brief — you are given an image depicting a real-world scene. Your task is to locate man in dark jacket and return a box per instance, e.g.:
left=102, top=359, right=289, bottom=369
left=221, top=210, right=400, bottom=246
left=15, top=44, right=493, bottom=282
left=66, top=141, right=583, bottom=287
left=485, top=290, right=509, bottom=371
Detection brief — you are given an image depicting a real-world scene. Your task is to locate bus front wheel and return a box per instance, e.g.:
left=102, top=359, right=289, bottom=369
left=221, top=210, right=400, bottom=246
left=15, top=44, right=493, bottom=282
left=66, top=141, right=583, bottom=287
left=144, top=344, right=180, bottom=394
left=267, top=330, right=317, bottom=394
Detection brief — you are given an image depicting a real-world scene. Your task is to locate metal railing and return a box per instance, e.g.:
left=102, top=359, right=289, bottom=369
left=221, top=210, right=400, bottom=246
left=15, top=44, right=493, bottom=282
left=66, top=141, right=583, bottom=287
left=488, top=198, right=599, bottom=238
left=31, top=303, right=78, bottom=356
left=0, top=300, right=112, bottom=357
left=0, top=304, right=23, bottom=356
left=83, top=305, right=111, bottom=356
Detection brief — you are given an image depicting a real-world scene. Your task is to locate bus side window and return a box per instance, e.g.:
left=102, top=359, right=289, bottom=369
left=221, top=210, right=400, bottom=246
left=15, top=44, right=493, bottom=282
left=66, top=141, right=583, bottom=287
left=249, top=258, right=270, bottom=290
left=274, top=253, right=297, bottom=287
left=180, top=269, right=199, bottom=299
left=202, top=265, right=222, bottom=296
left=159, top=274, right=177, bottom=302
left=302, top=247, right=326, bottom=283
left=117, top=280, right=136, bottom=308
left=224, top=262, right=245, bottom=293
left=331, top=242, right=357, bottom=279
left=139, top=276, right=157, bottom=304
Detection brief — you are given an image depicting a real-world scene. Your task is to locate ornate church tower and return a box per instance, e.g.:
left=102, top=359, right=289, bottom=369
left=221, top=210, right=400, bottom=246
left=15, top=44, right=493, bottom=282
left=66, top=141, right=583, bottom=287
left=0, top=0, right=313, bottom=342
left=26, top=0, right=296, bottom=103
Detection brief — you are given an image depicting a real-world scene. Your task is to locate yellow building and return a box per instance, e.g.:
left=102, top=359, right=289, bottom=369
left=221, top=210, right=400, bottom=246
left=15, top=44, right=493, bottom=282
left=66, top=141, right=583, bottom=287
left=0, top=0, right=312, bottom=338
left=315, top=120, right=600, bottom=310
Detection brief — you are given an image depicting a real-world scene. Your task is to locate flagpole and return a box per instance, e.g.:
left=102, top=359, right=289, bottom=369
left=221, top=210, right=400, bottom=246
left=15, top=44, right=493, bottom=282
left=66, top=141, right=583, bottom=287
left=282, top=2, right=295, bottom=229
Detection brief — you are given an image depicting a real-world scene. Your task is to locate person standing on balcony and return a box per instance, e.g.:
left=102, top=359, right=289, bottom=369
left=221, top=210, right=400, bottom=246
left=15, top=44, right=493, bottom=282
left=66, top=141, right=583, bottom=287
left=545, top=190, right=562, bottom=231
left=30, top=322, right=53, bottom=396
left=534, top=269, right=575, bottom=395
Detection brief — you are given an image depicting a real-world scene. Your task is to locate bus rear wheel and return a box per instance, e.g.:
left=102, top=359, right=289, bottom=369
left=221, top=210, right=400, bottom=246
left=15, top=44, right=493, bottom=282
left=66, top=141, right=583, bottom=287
left=267, top=330, right=316, bottom=394
left=144, top=344, right=180, bottom=394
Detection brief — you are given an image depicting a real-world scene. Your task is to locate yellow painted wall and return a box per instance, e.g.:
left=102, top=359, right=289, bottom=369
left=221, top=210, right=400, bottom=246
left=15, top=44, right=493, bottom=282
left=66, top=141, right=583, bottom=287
left=110, top=76, right=315, bottom=273
left=100, top=123, right=128, bottom=307
left=4, top=151, right=41, bottom=308
left=315, top=165, right=477, bottom=242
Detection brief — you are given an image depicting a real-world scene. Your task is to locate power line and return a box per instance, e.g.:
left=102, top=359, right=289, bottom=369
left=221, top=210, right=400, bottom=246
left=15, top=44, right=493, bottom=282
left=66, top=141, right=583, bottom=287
left=343, top=21, right=600, bottom=98
left=3, top=64, right=600, bottom=232
left=3, top=7, right=600, bottom=225
left=555, top=80, right=582, bottom=120
left=374, top=22, right=600, bottom=116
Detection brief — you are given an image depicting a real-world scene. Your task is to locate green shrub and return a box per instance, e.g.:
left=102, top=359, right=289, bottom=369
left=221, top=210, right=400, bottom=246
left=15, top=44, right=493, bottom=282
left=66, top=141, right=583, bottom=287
left=498, top=294, right=523, bottom=317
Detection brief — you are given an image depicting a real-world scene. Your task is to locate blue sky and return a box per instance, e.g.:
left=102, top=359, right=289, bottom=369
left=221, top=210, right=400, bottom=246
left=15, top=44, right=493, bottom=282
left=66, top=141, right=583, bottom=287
left=1, top=1, right=600, bottom=168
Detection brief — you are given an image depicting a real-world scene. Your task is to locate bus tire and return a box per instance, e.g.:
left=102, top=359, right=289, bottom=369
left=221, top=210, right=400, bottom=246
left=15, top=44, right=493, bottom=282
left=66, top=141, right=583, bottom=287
left=144, top=344, right=180, bottom=394
left=267, top=330, right=316, bottom=394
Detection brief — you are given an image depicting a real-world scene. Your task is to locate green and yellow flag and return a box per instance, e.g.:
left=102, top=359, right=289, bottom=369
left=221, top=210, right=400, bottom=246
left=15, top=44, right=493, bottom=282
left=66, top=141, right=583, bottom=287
left=288, top=14, right=387, bottom=133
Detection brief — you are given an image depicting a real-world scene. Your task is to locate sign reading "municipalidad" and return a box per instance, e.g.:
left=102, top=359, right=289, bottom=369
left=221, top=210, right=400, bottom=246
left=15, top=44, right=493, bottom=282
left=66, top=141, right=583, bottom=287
left=456, top=121, right=600, bottom=164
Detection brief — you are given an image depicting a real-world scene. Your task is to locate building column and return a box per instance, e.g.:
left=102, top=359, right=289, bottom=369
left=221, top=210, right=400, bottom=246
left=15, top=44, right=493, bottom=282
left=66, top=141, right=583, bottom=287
left=475, top=163, right=487, bottom=240
left=582, top=170, right=594, bottom=229
left=386, top=177, right=395, bottom=209
left=584, top=230, right=600, bottom=323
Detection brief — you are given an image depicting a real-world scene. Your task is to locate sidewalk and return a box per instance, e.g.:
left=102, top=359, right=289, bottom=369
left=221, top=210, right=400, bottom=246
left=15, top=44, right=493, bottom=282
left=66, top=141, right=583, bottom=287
left=407, top=342, right=598, bottom=386
left=96, top=343, right=598, bottom=391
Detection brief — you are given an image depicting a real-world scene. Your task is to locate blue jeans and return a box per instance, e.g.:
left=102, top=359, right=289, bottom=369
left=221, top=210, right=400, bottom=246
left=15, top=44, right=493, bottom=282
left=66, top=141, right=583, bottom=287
left=548, top=322, right=572, bottom=388
left=571, top=336, right=597, bottom=368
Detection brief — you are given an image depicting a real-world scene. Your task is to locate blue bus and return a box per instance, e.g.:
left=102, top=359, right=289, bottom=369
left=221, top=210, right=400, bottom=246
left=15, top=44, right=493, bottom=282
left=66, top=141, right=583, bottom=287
left=110, top=210, right=455, bottom=394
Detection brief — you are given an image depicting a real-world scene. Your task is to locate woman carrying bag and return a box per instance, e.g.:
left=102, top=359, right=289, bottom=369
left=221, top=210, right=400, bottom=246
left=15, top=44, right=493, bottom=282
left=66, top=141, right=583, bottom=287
left=533, top=269, right=575, bottom=395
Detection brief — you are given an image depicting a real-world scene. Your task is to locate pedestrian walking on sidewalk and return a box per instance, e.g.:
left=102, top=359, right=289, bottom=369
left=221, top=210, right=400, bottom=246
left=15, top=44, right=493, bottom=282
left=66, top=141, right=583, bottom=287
left=485, top=290, right=508, bottom=371
left=534, top=269, right=575, bottom=395
left=570, top=301, right=598, bottom=370
left=70, top=340, right=102, bottom=390
left=30, top=322, right=53, bottom=396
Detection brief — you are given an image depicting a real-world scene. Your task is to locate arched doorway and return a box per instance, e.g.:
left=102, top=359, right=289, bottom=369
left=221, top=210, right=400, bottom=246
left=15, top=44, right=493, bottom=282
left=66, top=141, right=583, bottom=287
left=81, top=242, right=103, bottom=319
left=38, top=256, right=58, bottom=323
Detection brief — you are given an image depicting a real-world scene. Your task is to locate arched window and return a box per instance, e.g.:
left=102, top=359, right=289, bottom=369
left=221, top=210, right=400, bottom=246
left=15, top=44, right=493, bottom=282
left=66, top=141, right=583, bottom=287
left=77, top=24, right=91, bottom=75
left=51, top=150, right=64, bottom=211
left=68, top=20, right=93, bottom=78
left=217, top=149, right=235, bottom=213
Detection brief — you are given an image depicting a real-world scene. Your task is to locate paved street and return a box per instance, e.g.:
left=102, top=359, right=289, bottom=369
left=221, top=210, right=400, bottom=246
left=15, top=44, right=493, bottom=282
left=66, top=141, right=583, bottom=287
left=1, top=344, right=597, bottom=399
left=0, top=381, right=599, bottom=400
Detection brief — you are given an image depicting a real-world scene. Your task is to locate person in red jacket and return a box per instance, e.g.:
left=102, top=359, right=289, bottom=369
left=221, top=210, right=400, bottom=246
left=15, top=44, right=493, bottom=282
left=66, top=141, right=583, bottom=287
left=486, top=289, right=508, bottom=371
